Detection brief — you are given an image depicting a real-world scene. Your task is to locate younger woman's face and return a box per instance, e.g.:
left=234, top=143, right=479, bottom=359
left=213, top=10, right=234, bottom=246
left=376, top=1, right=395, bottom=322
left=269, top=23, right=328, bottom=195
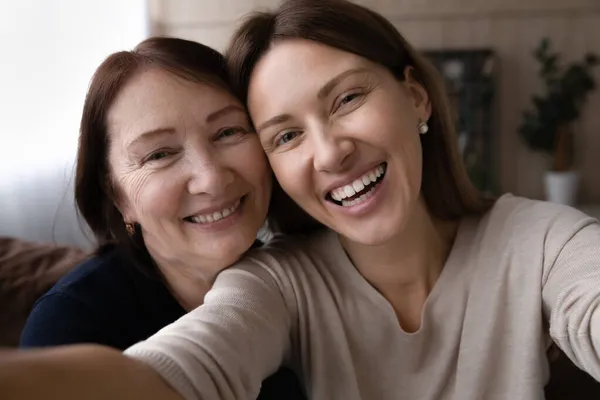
left=248, top=39, right=430, bottom=245
left=108, top=68, right=271, bottom=279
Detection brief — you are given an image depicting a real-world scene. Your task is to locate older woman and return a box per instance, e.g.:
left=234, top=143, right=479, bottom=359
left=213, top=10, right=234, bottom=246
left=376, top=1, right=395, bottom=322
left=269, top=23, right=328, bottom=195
left=16, top=37, right=303, bottom=399
left=2, top=1, right=600, bottom=399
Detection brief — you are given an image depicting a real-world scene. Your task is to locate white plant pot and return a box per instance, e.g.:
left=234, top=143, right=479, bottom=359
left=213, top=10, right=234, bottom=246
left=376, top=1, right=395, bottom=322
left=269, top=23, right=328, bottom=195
left=544, top=170, right=580, bottom=206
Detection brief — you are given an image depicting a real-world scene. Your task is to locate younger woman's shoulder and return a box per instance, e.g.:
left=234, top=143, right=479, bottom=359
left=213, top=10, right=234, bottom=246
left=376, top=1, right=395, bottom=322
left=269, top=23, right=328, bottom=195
left=478, top=193, right=597, bottom=242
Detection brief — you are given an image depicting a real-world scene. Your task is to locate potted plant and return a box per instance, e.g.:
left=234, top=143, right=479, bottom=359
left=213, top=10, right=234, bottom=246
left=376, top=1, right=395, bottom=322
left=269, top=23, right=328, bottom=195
left=519, top=37, right=598, bottom=205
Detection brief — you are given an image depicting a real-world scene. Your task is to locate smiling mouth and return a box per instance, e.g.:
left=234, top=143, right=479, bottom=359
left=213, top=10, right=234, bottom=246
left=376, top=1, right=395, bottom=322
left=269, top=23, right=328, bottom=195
left=326, top=162, right=387, bottom=207
left=184, top=196, right=246, bottom=224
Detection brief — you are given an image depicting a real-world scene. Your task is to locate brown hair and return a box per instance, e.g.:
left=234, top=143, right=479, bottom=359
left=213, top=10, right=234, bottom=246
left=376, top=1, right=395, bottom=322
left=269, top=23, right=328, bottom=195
left=75, top=37, right=231, bottom=272
left=227, top=0, right=493, bottom=225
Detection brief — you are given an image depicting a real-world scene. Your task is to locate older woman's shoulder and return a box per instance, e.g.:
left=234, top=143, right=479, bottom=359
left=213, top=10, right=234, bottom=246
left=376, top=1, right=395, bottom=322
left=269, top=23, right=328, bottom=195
left=46, top=247, right=127, bottom=292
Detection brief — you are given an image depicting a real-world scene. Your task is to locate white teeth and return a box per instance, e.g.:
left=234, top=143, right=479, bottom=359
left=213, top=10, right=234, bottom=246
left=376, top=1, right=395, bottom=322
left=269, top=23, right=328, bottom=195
left=341, top=184, right=376, bottom=207
left=188, top=199, right=241, bottom=224
left=343, top=185, right=356, bottom=197
left=329, top=164, right=386, bottom=202
left=352, top=180, right=365, bottom=193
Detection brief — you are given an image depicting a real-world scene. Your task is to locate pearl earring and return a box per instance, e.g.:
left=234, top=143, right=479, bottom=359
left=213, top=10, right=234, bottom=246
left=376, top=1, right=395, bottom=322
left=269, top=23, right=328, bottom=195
left=418, top=121, right=429, bottom=135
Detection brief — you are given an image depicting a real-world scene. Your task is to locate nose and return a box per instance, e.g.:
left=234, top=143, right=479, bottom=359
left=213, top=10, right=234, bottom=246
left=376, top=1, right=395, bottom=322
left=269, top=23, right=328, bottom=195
left=186, top=150, right=235, bottom=197
left=312, top=124, right=355, bottom=173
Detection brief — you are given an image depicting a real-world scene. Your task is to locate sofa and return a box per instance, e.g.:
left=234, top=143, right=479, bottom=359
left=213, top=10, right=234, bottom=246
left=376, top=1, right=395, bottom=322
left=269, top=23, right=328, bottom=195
left=0, top=236, right=87, bottom=346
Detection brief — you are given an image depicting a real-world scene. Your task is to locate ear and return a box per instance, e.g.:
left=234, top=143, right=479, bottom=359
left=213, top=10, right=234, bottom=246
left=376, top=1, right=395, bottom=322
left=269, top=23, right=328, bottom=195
left=116, top=198, right=137, bottom=225
left=118, top=203, right=136, bottom=225
left=402, top=66, right=432, bottom=122
left=110, top=180, right=136, bottom=224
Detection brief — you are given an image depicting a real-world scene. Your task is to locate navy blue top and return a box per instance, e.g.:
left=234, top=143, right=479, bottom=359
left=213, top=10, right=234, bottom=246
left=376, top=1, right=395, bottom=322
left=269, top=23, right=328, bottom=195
left=20, top=246, right=304, bottom=399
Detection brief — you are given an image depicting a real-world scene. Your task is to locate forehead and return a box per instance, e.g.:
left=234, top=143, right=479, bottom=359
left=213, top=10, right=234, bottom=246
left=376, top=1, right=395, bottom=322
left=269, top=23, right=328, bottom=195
left=107, top=68, right=238, bottom=137
left=248, top=40, right=376, bottom=112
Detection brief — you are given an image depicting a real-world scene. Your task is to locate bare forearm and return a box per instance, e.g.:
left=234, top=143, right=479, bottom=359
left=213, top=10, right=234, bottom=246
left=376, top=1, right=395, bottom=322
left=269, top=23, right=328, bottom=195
left=0, top=345, right=182, bottom=400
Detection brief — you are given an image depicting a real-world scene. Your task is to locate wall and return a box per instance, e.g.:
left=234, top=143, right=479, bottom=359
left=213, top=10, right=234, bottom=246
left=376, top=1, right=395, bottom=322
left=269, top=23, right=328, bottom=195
left=0, top=0, right=149, bottom=247
left=150, top=0, right=600, bottom=203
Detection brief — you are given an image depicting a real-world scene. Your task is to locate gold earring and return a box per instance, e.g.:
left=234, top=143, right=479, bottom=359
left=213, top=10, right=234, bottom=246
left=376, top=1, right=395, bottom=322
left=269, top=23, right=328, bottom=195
left=125, top=222, right=135, bottom=236
left=418, top=121, right=429, bottom=135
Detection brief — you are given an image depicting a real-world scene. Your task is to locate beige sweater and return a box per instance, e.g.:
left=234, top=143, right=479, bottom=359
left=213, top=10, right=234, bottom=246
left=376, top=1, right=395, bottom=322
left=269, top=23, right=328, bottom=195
left=125, top=194, right=600, bottom=399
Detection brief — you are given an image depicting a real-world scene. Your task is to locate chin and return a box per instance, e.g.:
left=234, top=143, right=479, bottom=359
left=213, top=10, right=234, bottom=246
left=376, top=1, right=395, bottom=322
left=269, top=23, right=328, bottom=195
left=205, top=230, right=257, bottom=262
left=208, top=244, right=248, bottom=268
left=345, top=230, right=394, bottom=246
left=340, top=218, right=406, bottom=247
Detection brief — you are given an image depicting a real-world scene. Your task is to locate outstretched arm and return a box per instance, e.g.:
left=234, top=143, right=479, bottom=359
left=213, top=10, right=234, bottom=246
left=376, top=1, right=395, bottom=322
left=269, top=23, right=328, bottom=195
left=0, top=345, right=182, bottom=400
left=542, top=213, right=600, bottom=380
left=124, top=260, right=293, bottom=400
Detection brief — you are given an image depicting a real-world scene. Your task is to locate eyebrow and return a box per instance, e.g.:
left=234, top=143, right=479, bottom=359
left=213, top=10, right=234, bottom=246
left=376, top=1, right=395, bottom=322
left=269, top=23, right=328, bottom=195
left=317, top=67, right=370, bottom=100
left=126, top=127, right=177, bottom=150
left=255, top=67, right=371, bottom=133
left=255, top=113, right=293, bottom=133
left=126, top=105, right=246, bottom=150
left=206, top=104, right=246, bottom=123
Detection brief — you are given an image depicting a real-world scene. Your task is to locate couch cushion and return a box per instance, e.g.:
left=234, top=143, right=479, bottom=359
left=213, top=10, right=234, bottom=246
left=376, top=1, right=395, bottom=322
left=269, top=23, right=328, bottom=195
left=0, top=237, right=88, bottom=346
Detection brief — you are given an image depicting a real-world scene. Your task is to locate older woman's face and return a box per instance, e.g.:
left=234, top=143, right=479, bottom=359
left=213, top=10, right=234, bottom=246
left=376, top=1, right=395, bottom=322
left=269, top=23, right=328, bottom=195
left=107, top=68, right=271, bottom=277
left=248, top=40, right=430, bottom=246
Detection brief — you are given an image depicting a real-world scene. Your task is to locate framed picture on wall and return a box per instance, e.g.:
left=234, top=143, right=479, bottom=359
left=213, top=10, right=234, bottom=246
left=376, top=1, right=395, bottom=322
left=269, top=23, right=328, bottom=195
left=422, top=49, right=497, bottom=195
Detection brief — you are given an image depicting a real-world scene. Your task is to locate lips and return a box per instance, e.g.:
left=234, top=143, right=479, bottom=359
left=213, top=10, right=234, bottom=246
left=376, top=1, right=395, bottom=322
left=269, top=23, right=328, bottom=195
left=327, top=163, right=387, bottom=206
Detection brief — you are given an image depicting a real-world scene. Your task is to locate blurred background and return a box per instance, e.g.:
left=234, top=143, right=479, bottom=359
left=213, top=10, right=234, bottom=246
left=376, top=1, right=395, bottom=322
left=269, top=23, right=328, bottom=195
left=1, top=0, right=599, bottom=249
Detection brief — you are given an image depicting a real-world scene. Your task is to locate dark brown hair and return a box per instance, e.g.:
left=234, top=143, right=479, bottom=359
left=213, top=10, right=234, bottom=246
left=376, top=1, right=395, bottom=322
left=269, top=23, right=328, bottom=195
left=75, top=37, right=231, bottom=272
left=227, top=0, right=493, bottom=224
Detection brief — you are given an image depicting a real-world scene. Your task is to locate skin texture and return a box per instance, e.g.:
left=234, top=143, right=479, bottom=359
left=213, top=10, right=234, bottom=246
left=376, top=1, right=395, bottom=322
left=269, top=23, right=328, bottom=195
left=108, top=68, right=272, bottom=309
left=248, top=39, right=457, bottom=333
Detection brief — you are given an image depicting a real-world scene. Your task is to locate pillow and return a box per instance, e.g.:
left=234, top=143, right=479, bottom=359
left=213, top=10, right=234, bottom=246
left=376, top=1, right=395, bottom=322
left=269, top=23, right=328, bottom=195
left=0, top=237, right=88, bottom=346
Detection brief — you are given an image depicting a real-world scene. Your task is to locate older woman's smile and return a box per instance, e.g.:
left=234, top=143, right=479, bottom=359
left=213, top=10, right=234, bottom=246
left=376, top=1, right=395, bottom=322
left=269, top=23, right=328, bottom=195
left=184, top=196, right=244, bottom=224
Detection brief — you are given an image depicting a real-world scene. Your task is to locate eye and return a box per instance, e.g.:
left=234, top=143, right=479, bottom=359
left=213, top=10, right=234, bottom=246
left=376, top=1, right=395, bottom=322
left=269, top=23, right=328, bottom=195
left=144, top=150, right=172, bottom=163
left=216, top=126, right=248, bottom=141
left=333, top=91, right=365, bottom=114
left=276, top=131, right=301, bottom=147
left=340, top=93, right=361, bottom=106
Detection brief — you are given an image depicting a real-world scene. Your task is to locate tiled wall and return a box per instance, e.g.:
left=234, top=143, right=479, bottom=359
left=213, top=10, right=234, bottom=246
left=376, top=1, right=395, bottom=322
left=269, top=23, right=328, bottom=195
left=149, top=0, right=600, bottom=203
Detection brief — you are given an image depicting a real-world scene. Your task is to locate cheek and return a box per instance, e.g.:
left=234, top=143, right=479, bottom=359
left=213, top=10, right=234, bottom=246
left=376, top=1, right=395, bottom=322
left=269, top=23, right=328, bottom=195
left=268, top=153, right=311, bottom=207
left=226, top=138, right=272, bottom=196
left=392, top=123, right=423, bottom=200
left=119, top=170, right=185, bottom=223
left=373, top=99, right=423, bottom=175
left=350, top=98, right=423, bottom=193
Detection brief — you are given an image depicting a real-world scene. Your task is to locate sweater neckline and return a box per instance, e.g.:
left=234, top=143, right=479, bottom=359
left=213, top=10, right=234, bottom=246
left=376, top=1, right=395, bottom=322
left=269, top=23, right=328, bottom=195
left=323, top=216, right=475, bottom=336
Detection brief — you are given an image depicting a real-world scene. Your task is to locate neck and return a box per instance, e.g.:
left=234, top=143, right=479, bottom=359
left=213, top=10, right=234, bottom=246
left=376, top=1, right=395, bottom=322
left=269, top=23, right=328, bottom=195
left=340, top=197, right=458, bottom=331
left=149, top=252, right=213, bottom=312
